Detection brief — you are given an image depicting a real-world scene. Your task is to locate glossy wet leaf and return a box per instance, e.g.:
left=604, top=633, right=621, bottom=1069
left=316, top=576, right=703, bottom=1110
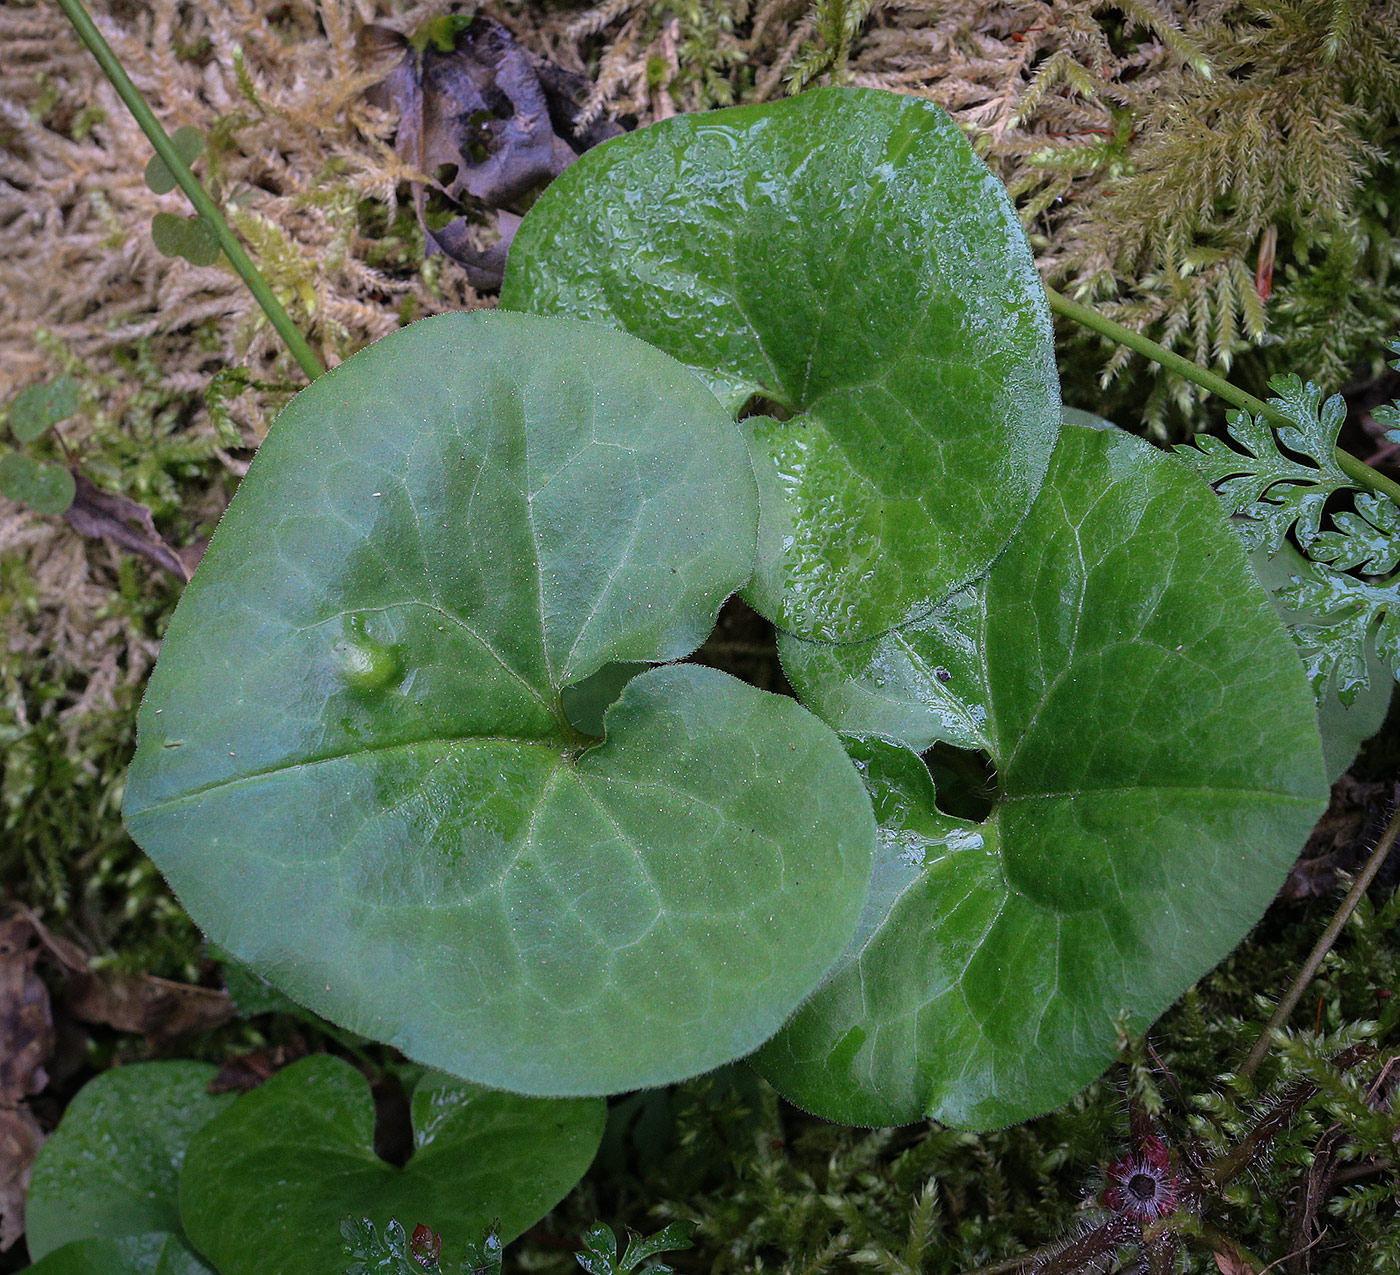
left=25, top=1062, right=234, bottom=1260
left=144, top=126, right=205, bottom=194
left=502, top=86, right=1058, bottom=641
left=26, top=1235, right=213, bottom=1275
left=0, top=453, right=75, bottom=515
left=760, top=426, right=1329, bottom=1128
left=150, top=213, right=220, bottom=266
left=180, top=1054, right=605, bottom=1275
left=124, top=310, right=875, bottom=1094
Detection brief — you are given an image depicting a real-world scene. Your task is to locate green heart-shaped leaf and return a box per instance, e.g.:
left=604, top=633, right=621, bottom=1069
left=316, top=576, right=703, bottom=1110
left=144, top=125, right=205, bottom=195
left=759, top=426, right=1329, bottom=1128
left=27, top=1235, right=213, bottom=1275
left=124, top=311, right=875, bottom=1094
left=26, top=1061, right=233, bottom=1260
left=151, top=213, right=220, bottom=266
left=0, top=453, right=75, bottom=515
left=502, top=86, right=1059, bottom=642
left=9, top=375, right=80, bottom=442
left=179, top=1055, right=605, bottom=1275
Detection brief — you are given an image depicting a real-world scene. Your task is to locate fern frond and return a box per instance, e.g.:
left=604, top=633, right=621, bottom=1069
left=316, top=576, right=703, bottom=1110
left=1274, top=564, right=1400, bottom=704
left=1174, top=375, right=1356, bottom=553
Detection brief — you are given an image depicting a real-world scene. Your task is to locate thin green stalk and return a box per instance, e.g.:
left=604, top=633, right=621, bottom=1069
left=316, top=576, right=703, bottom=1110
left=1045, top=287, right=1400, bottom=507
left=55, top=0, right=325, bottom=383
left=1237, top=805, right=1400, bottom=1083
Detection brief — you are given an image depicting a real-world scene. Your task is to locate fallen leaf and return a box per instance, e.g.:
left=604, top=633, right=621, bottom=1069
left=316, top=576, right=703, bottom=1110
left=65, top=969, right=234, bottom=1040
left=364, top=17, right=621, bottom=290
left=0, top=1106, right=43, bottom=1251
left=0, top=914, right=54, bottom=1251
left=63, top=472, right=204, bottom=582
left=1214, top=1242, right=1256, bottom=1275
left=0, top=916, right=53, bottom=1107
left=208, top=1041, right=308, bottom=1095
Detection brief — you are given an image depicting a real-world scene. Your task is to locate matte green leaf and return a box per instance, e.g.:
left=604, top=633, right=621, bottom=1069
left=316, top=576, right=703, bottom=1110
left=26, top=1062, right=234, bottom=1259
left=0, top=453, right=75, bottom=515
left=151, top=213, right=220, bottom=266
left=502, top=86, right=1059, bottom=642
left=27, top=1235, right=213, bottom=1275
left=124, top=311, right=875, bottom=1095
left=560, top=661, right=651, bottom=737
left=180, top=1054, right=605, bottom=1275
left=144, top=125, right=205, bottom=195
left=759, top=426, right=1329, bottom=1128
left=8, top=374, right=80, bottom=442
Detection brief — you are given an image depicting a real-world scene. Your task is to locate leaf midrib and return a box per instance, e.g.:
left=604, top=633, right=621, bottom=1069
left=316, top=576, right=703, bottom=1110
left=130, top=734, right=572, bottom=816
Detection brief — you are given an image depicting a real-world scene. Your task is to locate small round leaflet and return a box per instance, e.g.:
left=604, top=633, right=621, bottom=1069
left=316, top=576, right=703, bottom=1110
left=762, top=427, right=1329, bottom=1128
left=123, top=311, right=875, bottom=1095
left=502, top=86, right=1059, bottom=641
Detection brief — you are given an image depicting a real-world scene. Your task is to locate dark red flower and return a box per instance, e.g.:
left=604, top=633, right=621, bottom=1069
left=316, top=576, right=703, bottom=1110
left=1103, top=1135, right=1179, bottom=1221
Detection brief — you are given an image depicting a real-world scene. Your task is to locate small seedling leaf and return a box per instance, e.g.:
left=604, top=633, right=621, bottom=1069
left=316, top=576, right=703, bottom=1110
left=8, top=374, right=80, bottom=442
left=150, top=212, right=220, bottom=266
left=762, top=426, right=1329, bottom=1128
left=0, top=453, right=76, bottom=515
left=181, top=1056, right=605, bottom=1275
left=619, top=1221, right=697, bottom=1270
left=143, top=125, right=205, bottom=194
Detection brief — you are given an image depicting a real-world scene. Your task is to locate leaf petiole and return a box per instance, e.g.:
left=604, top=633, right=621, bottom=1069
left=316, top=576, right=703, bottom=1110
left=1045, top=287, right=1400, bottom=507
left=53, top=0, right=325, bottom=383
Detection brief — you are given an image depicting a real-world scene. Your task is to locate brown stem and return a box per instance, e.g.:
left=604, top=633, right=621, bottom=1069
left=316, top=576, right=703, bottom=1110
left=1204, top=1045, right=1372, bottom=1191
left=1239, top=805, right=1400, bottom=1082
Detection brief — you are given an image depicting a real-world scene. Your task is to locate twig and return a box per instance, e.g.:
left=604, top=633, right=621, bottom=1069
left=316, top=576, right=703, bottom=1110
left=1044, top=288, right=1400, bottom=507
left=53, top=0, right=326, bottom=383
left=1239, top=805, right=1400, bottom=1082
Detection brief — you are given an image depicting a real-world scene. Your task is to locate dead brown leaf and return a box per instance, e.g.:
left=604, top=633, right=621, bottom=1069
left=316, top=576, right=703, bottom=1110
left=0, top=1107, right=43, bottom=1251
left=0, top=915, right=54, bottom=1250
left=63, top=472, right=205, bottom=583
left=0, top=917, right=53, bottom=1108
left=208, top=1040, right=309, bottom=1094
left=365, top=17, right=622, bottom=290
left=1213, top=1243, right=1255, bottom=1275
left=65, top=969, right=234, bottom=1040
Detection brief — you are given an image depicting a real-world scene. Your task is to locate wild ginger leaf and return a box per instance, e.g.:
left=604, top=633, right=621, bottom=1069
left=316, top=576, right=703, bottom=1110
left=1174, top=373, right=1354, bottom=553
left=182, top=1056, right=604, bottom=1275
left=25, top=1234, right=214, bottom=1275
left=123, top=311, right=875, bottom=1096
left=761, top=426, right=1328, bottom=1129
left=503, top=86, right=1060, bottom=641
left=25, top=1063, right=235, bottom=1261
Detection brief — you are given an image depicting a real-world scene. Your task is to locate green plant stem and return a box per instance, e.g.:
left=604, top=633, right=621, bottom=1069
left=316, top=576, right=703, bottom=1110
left=1045, top=287, right=1400, bottom=507
left=1237, top=806, right=1400, bottom=1082
left=54, top=0, right=325, bottom=383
